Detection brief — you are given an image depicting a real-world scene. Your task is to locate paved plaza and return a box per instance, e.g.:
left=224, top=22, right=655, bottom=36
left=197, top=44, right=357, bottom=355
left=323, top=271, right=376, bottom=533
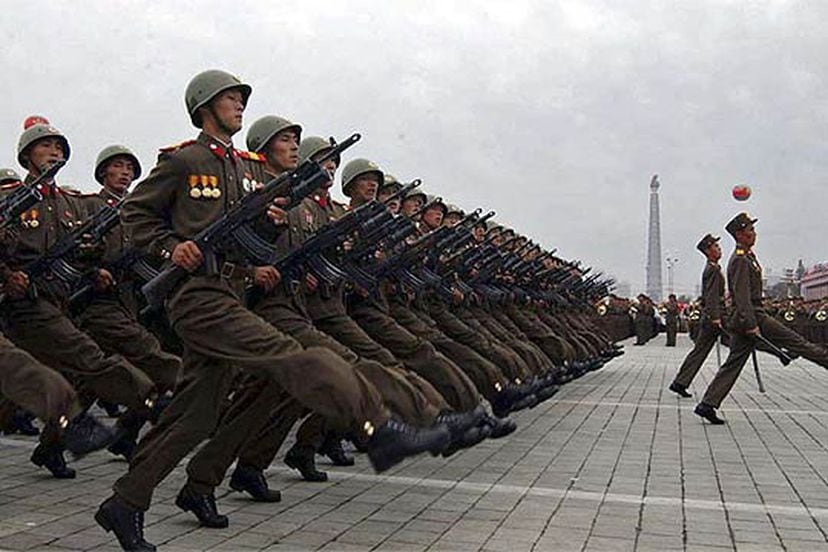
left=1, top=335, right=828, bottom=551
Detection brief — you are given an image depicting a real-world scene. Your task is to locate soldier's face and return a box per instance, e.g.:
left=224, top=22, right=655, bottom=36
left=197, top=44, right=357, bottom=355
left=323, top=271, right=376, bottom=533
left=352, top=175, right=379, bottom=204
left=209, top=89, right=245, bottom=134
left=737, top=225, right=756, bottom=247
left=319, top=157, right=337, bottom=188
left=422, top=206, right=444, bottom=229
left=265, top=130, right=300, bottom=172
left=401, top=197, right=423, bottom=216
left=102, top=156, right=136, bottom=194
left=27, top=137, right=65, bottom=172
left=707, top=242, right=722, bottom=262
left=473, top=226, right=485, bottom=241
left=444, top=213, right=462, bottom=226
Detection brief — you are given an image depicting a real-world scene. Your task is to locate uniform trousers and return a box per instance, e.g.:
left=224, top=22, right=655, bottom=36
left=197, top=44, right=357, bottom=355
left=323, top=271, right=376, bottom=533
left=113, top=277, right=387, bottom=510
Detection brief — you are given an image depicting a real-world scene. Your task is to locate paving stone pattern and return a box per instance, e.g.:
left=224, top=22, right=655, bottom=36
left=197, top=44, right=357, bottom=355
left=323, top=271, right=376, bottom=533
left=1, top=335, right=828, bottom=551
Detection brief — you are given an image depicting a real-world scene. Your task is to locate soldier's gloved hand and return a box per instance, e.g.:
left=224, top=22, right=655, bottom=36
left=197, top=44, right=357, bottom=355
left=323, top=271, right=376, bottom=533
left=267, top=197, right=289, bottom=226
left=5, top=271, right=29, bottom=299
left=253, top=266, right=281, bottom=292
left=172, top=241, right=203, bottom=272
left=94, top=269, right=115, bottom=292
left=305, top=272, right=319, bottom=293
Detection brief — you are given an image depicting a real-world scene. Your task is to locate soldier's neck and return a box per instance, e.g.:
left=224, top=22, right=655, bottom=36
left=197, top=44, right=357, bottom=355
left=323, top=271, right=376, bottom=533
left=202, top=130, right=233, bottom=148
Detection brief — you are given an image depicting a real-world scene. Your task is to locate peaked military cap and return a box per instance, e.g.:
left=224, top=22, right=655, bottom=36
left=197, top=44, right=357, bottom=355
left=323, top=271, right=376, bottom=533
left=696, top=233, right=720, bottom=254
left=725, top=212, right=758, bottom=237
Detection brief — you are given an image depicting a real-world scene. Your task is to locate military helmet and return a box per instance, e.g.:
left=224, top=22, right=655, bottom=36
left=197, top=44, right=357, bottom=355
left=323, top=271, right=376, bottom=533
left=485, top=220, right=503, bottom=234
left=380, top=173, right=403, bottom=194
left=185, top=69, right=252, bottom=128
left=246, top=115, right=302, bottom=153
left=94, top=145, right=142, bottom=184
left=0, top=167, right=21, bottom=186
left=299, top=136, right=336, bottom=164
left=446, top=203, right=464, bottom=217
left=341, top=158, right=383, bottom=197
left=401, top=187, right=427, bottom=206
left=423, top=194, right=448, bottom=215
left=17, top=124, right=70, bottom=168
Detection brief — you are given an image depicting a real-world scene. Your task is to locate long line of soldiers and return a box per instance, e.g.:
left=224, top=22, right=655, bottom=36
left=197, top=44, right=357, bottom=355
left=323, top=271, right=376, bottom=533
left=0, top=69, right=622, bottom=552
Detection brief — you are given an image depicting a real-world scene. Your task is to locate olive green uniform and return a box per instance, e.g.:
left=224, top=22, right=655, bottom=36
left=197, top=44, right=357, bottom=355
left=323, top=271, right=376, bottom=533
left=114, top=133, right=389, bottom=510
left=74, top=190, right=181, bottom=393
left=702, top=248, right=828, bottom=408
left=0, top=179, right=155, bottom=411
left=673, top=261, right=723, bottom=388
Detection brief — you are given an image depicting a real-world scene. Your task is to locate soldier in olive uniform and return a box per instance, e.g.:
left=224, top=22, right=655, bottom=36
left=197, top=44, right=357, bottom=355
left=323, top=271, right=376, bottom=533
left=0, top=125, right=157, bottom=478
left=695, top=214, right=828, bottom=424
left=74, top=145, right=182, bottom=460
left=96, top=70, right=450, bottom=552
left=183, top=118, right=467, bottom=501
left=669, top=234, right=724, bottom=397
left=664, top=294, right=679, bottom=346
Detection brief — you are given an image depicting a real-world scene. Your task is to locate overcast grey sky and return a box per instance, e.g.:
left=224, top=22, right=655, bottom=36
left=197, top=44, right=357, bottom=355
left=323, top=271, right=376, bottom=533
left=2, top=0, right=825, bottom=296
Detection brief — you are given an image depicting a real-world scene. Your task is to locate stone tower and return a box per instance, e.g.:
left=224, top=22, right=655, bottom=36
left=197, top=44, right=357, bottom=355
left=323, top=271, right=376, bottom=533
left=646, top=174, right=663, bottom=301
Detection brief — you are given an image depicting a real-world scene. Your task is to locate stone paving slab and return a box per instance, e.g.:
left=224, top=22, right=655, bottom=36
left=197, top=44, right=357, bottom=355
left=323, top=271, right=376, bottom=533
left=1, top=335, right=828, bottom=551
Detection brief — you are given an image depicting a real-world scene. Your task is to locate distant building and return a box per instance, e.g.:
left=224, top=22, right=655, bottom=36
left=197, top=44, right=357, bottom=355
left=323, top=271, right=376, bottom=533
left=645, top=175, right=663, bottom=302
left=801, top=263, right=828, bottom=300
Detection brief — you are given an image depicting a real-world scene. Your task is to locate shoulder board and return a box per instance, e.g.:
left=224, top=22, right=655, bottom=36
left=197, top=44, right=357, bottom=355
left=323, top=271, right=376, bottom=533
left=159, top=139, right=197, bottom=154
left=60, top=186, right=82, bottom=196
left=735, top=248, right=746, bottom=256
left=0, top=181, right=22, bottom=191
left=331, top=199, right=350, bottom=210
left=237, top=150, right=266, bottom=162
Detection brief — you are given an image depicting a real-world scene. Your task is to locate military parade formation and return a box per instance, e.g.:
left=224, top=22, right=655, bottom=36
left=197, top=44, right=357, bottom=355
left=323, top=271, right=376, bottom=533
left=0, top=70, right=624, bottom=551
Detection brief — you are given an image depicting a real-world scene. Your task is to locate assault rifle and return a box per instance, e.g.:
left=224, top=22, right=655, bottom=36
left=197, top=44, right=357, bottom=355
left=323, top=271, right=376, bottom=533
left=0, top=161, right=65, bottom=229
left=0, top=196, right=124, bottom=304
left=141, top=133, right=361, bottom=310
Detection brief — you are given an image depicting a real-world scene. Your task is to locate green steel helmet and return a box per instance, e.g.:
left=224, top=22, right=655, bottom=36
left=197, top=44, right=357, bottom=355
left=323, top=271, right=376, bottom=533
left=17, top=123, right=71, bottom=168
left=299, top=136, right=337, bottom=164
left=423, top=194, right=447, bottom=214
left=185, top=69, right=252, bottom=128
left=341, top=158, right=383, bottom=197
left=485, top=220, right=503, bottom=234
left=246, top=115, right=302, bottom=153
left=380, top=173, right=403, bottom=194
left=94, top=145, right=142, bottom=184
left=446, top=203, right=464, bottom=217
left=0, top=167, right=21, bottom=185
left=401, top=187, right=426, bottom=206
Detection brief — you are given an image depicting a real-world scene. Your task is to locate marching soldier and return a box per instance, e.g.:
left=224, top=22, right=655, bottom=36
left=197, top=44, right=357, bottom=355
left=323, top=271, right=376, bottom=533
left=695, top=214, right=828, bottom=424
left=0, top=124, right=157, bottom=478
left=74, top=145, right=183, bottom=459
left=669, top=234, right=723, bottom=397
left=96, top=70, right=450, bottom=551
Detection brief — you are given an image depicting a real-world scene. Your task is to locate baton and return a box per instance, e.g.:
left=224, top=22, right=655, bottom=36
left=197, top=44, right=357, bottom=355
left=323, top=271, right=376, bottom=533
left=753, top=333, right=793, bottom=365
left=750, top=347, right=766, bottom=393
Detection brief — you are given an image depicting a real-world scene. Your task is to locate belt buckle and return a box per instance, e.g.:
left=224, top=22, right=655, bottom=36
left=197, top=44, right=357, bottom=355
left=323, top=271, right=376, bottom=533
left=220, top=261, right=236, bottom=279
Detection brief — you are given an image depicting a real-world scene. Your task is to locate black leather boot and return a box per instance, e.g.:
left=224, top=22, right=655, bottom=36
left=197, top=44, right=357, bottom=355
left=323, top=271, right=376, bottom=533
left=10, top=409, right=40, bottom=436
left=318, top=434, right=354, bottom=466
left=30, top=443, right=75, bottom=479
left=694, top=403, right=725, bottom=425
left=481, top=414, right=517, bottom=439
left=63, top=412, right=116, bottom=458
left=367, top=419, right=451, bottom=473
left=229, top=464, right=282, bottom=502
left=107, top=410, right=146, bottom=461
left=175, top=485, right=228, bottom=528
left=95, top=495, right=156, bottom=551
left=284, top=445, right=328, bottom=482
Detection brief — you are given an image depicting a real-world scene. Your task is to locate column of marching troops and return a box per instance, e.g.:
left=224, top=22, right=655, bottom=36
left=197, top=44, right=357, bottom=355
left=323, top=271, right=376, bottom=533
left=0, top=70, right=625, bottom=552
